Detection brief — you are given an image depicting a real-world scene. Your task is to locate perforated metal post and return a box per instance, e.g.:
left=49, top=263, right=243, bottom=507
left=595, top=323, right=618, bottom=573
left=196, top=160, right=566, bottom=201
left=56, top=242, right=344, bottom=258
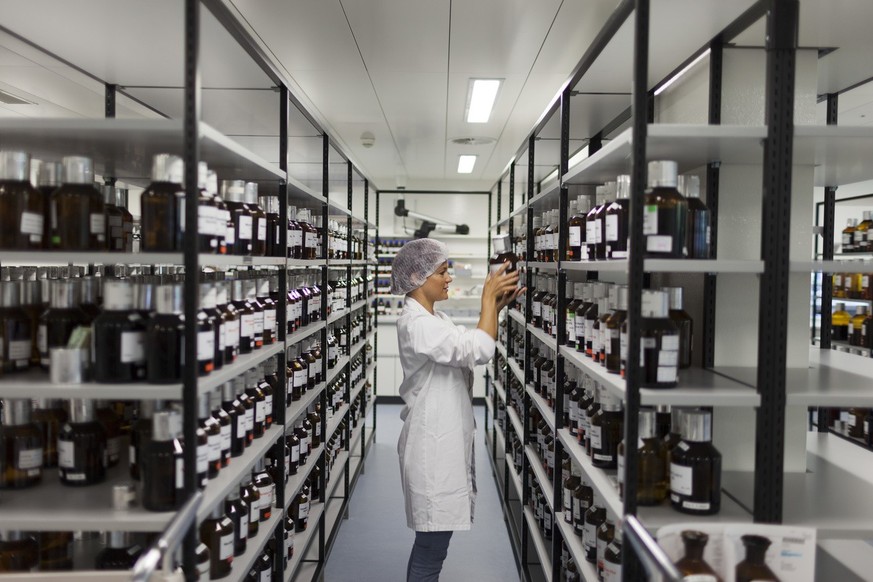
left=754, top=0, right=798, bottom=523
left=703, top=41, right=723, bottom=368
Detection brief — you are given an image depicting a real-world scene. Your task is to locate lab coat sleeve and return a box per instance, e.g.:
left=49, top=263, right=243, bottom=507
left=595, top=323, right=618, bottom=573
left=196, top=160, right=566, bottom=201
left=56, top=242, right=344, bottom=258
left=406, top=316, right=495, bottom=368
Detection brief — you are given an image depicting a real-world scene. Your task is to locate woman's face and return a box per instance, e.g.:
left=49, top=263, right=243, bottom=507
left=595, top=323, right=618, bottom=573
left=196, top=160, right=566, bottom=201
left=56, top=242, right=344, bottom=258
left=421, top=261, right=452, bottom=302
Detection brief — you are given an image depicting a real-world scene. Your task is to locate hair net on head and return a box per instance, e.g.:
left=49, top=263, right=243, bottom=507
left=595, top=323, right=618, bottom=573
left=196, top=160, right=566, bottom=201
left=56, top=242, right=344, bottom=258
left=390, top=239, right=449, bottom=295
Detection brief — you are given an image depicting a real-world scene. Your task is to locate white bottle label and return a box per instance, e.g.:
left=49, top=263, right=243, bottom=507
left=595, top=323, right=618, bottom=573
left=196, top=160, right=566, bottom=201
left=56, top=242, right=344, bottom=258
left=221, top=424, right=231, bottom=453
left=606, top=214, right=619, bottom=242
left=583, top=522, right=597, bottom=550
left=259, top=484, right=274, bottom=510
left=9, top=339, right=30, bottom=363
left=257, top=219, right=267, bottom=242
left=586, top=222, right=596, bottom=246
left=290, top=230, right=303, bottom=248
left=670, top=462, right=694, bottom=496
left=569, top=225, right=582, bottom=247
left=176, top=457, right=184, bottom=488
left=240, top=513, right=249, bottom=540
left=226, top=319, right=240, bottom=348
left=264, top=309, right=277, bottom=334
left=646, top=235, right=673, bottom=252
left=90, top=213, right=106, bottom=235
left=197, top=444, right=208, bottom=474
left=255, top=399, right=266, bottom=423
left=304, top=231, right=317, bottom=250
left=219, top=533, right=233, bottom=560
left=18, top=447, right=43, bottom=470
left=240, top=314, right=254, bottom=339
left=236, top=414, right=247, bottom=437
left=260, top=569, right=272, bottom=582
left=20, top=211, right=44, bottom=237
left=602, top=557, right=622, bottom=582
left=594, top=220, right=602, bottom=244
left=208, top=433, right=221, bottom=462
left=245, top=407, right=254, bottom=432
left=291, top=443, right=300, bottom=464
left=120, top=331, right=146, bottom=363
left=218, top=322, right=226, bottom=352
left=238, top=215, right=253, bottom=240
left=58, top=439, right=75, bottom=468
left=197, top=330, right=214, bottom=362
left=265, top=394, right=273, bottom=417
left=532, top=300, right=542, bottom=317
left=643, top=205, right=658, bottom=235
left=294, top=369, right=308, bottom=388
left=299, top=499, right=310, bottom=520
left=254, top=311, right=264, bottom=337
left=225, top=223, right=236, bottom=245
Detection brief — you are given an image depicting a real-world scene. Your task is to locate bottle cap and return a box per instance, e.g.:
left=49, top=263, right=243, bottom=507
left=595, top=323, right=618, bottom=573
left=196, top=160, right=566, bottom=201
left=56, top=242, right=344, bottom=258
left=573, top=283, right=585, bottom=298
left=616, top=175, right=630, bottom=199
left=857, top=305, right=868, bottom=316
left=152, top=411, right=175, bottom=441
left=834, top=302, right=846, bottom=312
left=152, top=154, right=184, bottom=184
left=847, top=218, right=858, bottom=227
left=227, top=486, right=240, bottom=501
left=31, top=159, right=63, bottom=188
left=114, top=187, right=129, bottom=208
left=219, top=180, right=244, bottom=203
left=81, top=276, right=100, bottom=305
left=50, top=279, right=80, bottom=308
left=234, top=375, right=247, bottom=394
left=600, top=391, right=622, bottom=412
left=0, top=280, right=20, bottom=308
left=647, top=160, right=678, bottom=189
left=155, top=284, right=184, bottom=314
left=664, top=287, right=684, bottom=311
left=200, top=283, right=217, bottom=309
left=260, top=195, right=278, bottom=214
left=616, top=286, right=629, bottom=311
left=222, top=381, right=236, bottom=402
left=50, top=347, right=86, bottom=384
left=35, top=398, right=62, bottom=410
left=1, top=398, right=32, bottom=425
left=245, top=367, right=259, bottom=388
left=0, top=151, right=30, bottom=181
left=254, top=458, right=266, bottom=473
left=244, top=182, right=258, bottom=204
left=112, top=485, right=136, bottom=509
left=62, top=156, right=93, bottom=184
left=69, top=398, right=96, bottom=423
left=639, top=408, right=657, bottom=439
left=103, top=279, right=134, bottom=311
left=492, top=233, right=510, bottom=254
left=134, top=277, right=156, bottom=313
left=678, top=174, right=701, bottom=198
left=641, top=290, right=669, bottom=318
left=231, top=278, right=245, bottom=301
left=198, top=394, right=210, bottom=420
left=682, top=410, right=713, bottom=442
left=865, top=211, right=873, bottom=221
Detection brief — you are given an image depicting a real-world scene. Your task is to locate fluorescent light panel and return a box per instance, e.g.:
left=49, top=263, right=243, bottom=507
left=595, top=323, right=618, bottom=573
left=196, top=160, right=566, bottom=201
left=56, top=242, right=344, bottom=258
left=457, top=155, right=477, bottom=174
left=654, top=49, right=710, bottom=96
left=466, top=79, right=501, bottom=123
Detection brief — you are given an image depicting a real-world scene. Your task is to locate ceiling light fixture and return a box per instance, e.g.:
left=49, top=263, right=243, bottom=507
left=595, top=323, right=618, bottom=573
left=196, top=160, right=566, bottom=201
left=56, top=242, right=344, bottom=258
left=457, top=154, right=477, bottom=174
left=465, top=79, right=501, bottom=123
left=654, top=49, right=710, bottom=96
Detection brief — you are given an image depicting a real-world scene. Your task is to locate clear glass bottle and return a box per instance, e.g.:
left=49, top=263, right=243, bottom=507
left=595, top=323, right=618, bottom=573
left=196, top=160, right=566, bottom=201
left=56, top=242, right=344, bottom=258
left=665, top=286, right=693, bottom=369
left=32, top=398, right=67, bottom=468
left=222, top=179, right=253, bottom=256
left=146, top=283, right=185, bottom=383
left=735, top=534, right=779, bottom=582
left=0, top=151, right=45, bottom=250
left=246, top=182, right=267, bottom=257
left=50, top=156, right=106, bottom=250
left=606, top=175, right=630, bottom=259
left=679, top=174, right=711, bottom=259
left=0, top=399, right=43, bottom=488
left=58, top=399, right=107, bottom=486
left=0, top=531, right=39, bottom=573
left=832, top=302, right=850, bottom=342
left=0, top=281, right=33, bottom=374
left=94, top=531, right=142, bottom=570
left=104, top=185, right=133, bottom=252
left=643, top=160, right=687, bottom=258
left=670, top=410, right=722, bottom=515
left=674, top=530, right=722, bottom=580
left=199, top=505, right=234, bottom=579
left=93, top=279, right=146, bottom=383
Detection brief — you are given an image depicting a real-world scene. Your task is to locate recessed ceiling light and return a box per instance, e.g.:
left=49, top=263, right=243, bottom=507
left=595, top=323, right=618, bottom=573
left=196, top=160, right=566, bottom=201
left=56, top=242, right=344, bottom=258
left=465, top=79, right=501, bottom=123
left=457, top=154, right=477, bottom=174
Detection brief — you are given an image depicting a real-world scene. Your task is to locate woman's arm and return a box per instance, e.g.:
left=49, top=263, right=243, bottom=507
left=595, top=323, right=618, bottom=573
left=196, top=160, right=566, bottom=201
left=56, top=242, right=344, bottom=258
left=477, top=261, right=525, bottom=340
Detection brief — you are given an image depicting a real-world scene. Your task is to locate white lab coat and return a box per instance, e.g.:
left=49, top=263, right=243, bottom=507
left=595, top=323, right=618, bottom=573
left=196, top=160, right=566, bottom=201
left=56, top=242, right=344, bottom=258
left=396, top=297, right=495, bottom=531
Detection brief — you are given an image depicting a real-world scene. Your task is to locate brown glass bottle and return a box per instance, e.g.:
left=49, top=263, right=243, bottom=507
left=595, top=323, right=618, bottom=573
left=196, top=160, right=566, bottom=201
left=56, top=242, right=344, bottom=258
left=735, top=535, right=778, bottom=582
left=240, top=476, right=261, bottom=538
left=623, top=290, right=680, bottom=388
left=590, top=392, right=622, bottom=469
left=95, top=401, right=123, bottom=468
left=199, top=394, right=222, bottom=480
left=38, top=531, right=73, bottom=571
left=566, top=283, right=584, bottom=350
left=225, top=487, right=249, bottom=556
left=129, top=400, right=156, bottom=481
left=196, top=542, right=210, bottom=581
left=670, top=411, right=721, bottom=515
left=298, top=208, right=319, bottom=260
left=236, top=376, right=255, bottom=446
left=245, top=368, right=267, bottom=439
left=94, top=532, right=143, bottom=570
left=58, top=399, right=107, bottom=486
left=0, top=281, right=33, bottom=374
left=294, top=490, right=311, bottom=532
left=288, top=205, right=304, bottom=259
left=290, top=345, right=307, bottom=402
left=842, top=218, right=858, bottom=252
left=195, top=162, right=220, bottom=254
left=32, top=398, right=66, bottom=468
left=32, top=160, right=62, bottom=249
left=245, top=277, right=265, bottom=350
left=584, top=284, right=605, bottom=358
left=489, top=233, right=518, bottom=274
left=221, top=382, right=246, bottom=458
left=200, top=505, right=234, bottom=579
left=260, top=195, right=282, bottom=257
left=104, top=185, right=134, bottom=252
left=605, top=175, right=630, bottom=259
left=38, top=279, right=88, bottom=370
left=0, top=531, right=39, bottom=573
left=0, top=399, right=43, bottom=488
left=0, top=151, right=45, bottom=250
left=217, top=280, right=239, bottom=363
left=596, top=517, right=615, bottom=579
left=595, top=182, right=614, bottom=260
left=568, top=197, right=589, bottom=261
left=602, top=522, right=623, bottom=582
left=195, top=282, right=218, bottom=376
left=93, top=280, right=146, bottom=382
left=595, top=292, right=614, bottom=365
left=146, top=284, right=185, bottom=383
left=643, top=161, right=687, bottom=258
left=674, top=530, right=722, bottom=580
left=231, top=277, right=255, bottom=354
left=257, top=362, right=275, bottom=429
left=563, top=463, right=581, bottom=524
left=574, top=284, right=594, bottom=355
left=252, top=458, right=275, bottom=521
left=583, top=499, right=605, bottom=563
left=851, top=306, right=869, bottom=347
left=585, top=187, right=605, bottom=261
left=665, top=286, right=693, bottom=369
left=21, top=273, right=45, bottom=367
left=50, top=156, right=106, bottom=250
left=619, top=408, right=667, bottom=505
left=222, top=179, right=253, bottom=256
left=258, top=276, right=277, bottom=346
left=605, top=287, right=628, bottom=374
left=245, top=182, right=267, bottom=256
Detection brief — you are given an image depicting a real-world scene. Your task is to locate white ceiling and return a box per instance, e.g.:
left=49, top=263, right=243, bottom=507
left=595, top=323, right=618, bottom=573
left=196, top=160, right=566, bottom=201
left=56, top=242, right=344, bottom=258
left=1, top=0, right=873, bottom=193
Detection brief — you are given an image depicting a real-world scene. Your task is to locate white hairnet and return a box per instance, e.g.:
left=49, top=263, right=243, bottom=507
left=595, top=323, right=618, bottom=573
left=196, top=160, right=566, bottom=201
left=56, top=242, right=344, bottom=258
left=390, top=238, right=449, bottom=295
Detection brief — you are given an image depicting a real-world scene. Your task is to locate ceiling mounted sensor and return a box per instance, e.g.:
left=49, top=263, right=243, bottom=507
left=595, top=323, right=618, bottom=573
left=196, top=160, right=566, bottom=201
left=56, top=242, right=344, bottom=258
left=450, top=136, right=496, bottom=146
left=465, top=79, right=502, bottom=123
left=0, top=89, right=36, bottom=105
left=360, top=131, right=375, bottom=148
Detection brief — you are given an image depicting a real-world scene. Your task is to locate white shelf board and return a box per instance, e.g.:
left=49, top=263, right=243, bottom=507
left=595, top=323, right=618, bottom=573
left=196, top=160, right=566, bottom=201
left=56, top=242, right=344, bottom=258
left=560, top=347, right=759, bottom=407
left=0, top=118, right=284, bottom=183
left=285, top=383, right=325, bottom=430
left=287, top=321, right=326, bottom=347
left=794, top=125, right=873, bottom=188
left=555, top=517, right=598, bottom=581
left=490, top=216, right=511, bottom=231
left=523, top=507, right=554, bottom=582
left=326, top=356, right=349, bottom=385
left=508, top=357, right=525, bottom=385
left=558, top=429, right=751, bottom=534
left=283, top=502, right=325, bottom=582
left=0, top=369, right=181, bottom=400
left=286, top=175, right=324, bottom=206
left=286, top=259, right=327, bottom=268
left=494, top=379, right=507, bottom=404
left=816, top=539, right=873, bottom=581
left=507, top=456, right=524, bottom=500
left=562, top=125, right=766, bottom=186
left=527, top=384, right=556, bottom=432
left=508, top=309, right=527, bottom=326
left=528, top=323, right=557, bottom=349
left=507, top=406, right=525, bottom=443
left=496, top=340, right=508, bottom=359
left=561, top=258, right=764, bottom=274
left=528, top=181, right=561, bottom=210
left=327, top=403, right=349, bottom=442
left=228, top=511, right=283, bottom=582
left=327, top=200, right=351, bottom=217
left=197, top=343, right=285, bottom=396
left=722, top=433, right=873, bottom=539
left=527, top=261, right=558, bottom=272
left=0, top=251, right=291, bottom=267
left=526, top=445, right=555, bottom=512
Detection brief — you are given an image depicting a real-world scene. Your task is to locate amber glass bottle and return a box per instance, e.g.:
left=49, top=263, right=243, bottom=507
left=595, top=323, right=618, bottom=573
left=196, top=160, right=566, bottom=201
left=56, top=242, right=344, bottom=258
left=0, top=151, right=45, bottom=250
left=199, top=505, right=234, bottom=579
left=104, top=185, right=133, bottom=252
left=490, top=233, right=518, bottom=274
left=199, top=280, right=223, bottom=372
left=0, top=399, right=43, bottom=488
left=261, top=195, right=282, bottom=257
left=0, top=531, right=39, bottom=573
left=674, top=530, right=723, bottom=580
left=665, top=286, right=693, bottom=369
left=670, top=410, right=721, bottom=515
left=288, top=205, right=303, bottom=259
left=38, top=279, right=86, bottom=370
left=245, top=368, right=267, bottom=439
left=129, top=400, right=156, bottom=481
left=605, top=286, right=628, bottom=374
left=32, top=398, right=66, bottom=468
left=237, top=376, right=255, bottom=446
left=146, top=284, right=184, bottom=383
left=195, top=162, right=220, bottom=254
left=735, top=535, right=779, bottom=582
left=842, top=218, right=858, bottom=252
left=583, top=497, right=606, bottom=563
left=231, top=277, right=255, bottom=354
left=48, top=156, right=104, bottom=250
left=38, top=531, right=73, bottom=571
left=240, top=476, right=261, bottom=538
left=568, top=196, right=589, bottom=261
left=258, top=276, right=277, bottom=346
left=618, top=408, right=667, bottom=505
left=93, top=279, right=146, bottom=383
left=225, top=487, right=249, bottom=556
left=58, top=399, right=107, bottom=486
left=590, top=392, right=622, bottom=469
left=252, top=458, right=275, bottom=521
left=643, top=160, right=687, bottom=258
left=605, top=175, right=630, bottom=259
left=94, top=531, right=142, bottom=570
left=199, top=394, right=222, bottom=480
left=221, top=382, right=246, bottom=458
left=222, top=179, right=253, bottom=256
left=831, top=302, right=850, bottom=342
left=594, top=182, right=614, bottom=260
left=95, top=401, right=123, bottom=468
left=298, top=209, right=319, bottom=260
left=857, top=211, right=873, bottom=253
left=246, top=182, right=267, bottom=257
left=850, top=305, right=868, bottom=347
left=217, top=279, right=239, bottom=363
left=622, top=290, right=680, bottom=388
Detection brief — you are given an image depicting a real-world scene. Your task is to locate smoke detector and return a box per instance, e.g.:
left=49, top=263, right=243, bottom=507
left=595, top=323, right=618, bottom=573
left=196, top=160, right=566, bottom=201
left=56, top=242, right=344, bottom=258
left=360, top=131, right=375, bottom=148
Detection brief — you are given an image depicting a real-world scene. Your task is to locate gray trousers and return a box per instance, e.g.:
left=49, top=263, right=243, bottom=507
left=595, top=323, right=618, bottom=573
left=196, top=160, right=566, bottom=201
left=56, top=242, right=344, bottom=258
left=407, top=531, right=453, bottom=582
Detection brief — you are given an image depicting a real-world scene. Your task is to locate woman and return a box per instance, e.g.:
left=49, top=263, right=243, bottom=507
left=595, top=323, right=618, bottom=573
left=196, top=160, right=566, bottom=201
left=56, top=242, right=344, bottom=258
left=392, top=238, right=524, bottom=581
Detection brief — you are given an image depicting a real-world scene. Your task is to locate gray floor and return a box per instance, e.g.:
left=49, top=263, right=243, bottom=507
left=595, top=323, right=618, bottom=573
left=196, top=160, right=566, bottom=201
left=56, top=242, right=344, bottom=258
left=325, top=404, right=520, bottom=582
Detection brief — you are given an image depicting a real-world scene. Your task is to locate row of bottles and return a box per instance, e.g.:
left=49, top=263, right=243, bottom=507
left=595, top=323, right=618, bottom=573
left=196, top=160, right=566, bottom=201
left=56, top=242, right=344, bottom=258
left=0, top=529, right=147, bottom=573
left=832, top=269, right=873, bottom=300
left=514, top=161, right=710, bottom=263
left=325, top=219, right=367, bottom=261
left=672, top=529, right=779, bottom=582
left=327, top=270, right=369, bottom=313
left=830, top=302, right=872, bottom=347
left=840, top=212, right=873, bottom=253
left=830, top=407, right=873, bottom=447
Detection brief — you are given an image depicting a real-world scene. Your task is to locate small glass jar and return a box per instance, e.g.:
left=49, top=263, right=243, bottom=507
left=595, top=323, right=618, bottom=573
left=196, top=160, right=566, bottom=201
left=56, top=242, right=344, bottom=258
left=674, top=530, right=722, bottom=580
left=51, top=156, right=106, bottom=250
left=735, top=534, right=779, bottom=582
left=0, top=151, right=45, bottom=250
left=58, top=399, right=107, bottom=486
left=670, top=410, right=722, bottom=515
left=643, top=160, right=687, bottom=258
